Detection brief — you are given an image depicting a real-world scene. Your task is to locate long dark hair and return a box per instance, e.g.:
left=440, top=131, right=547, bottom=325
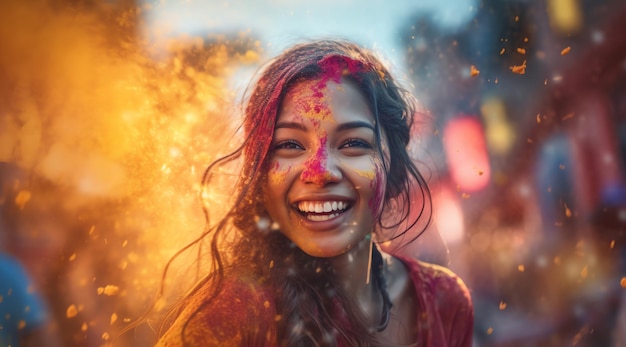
left=166, top=39, right=432, bottom=346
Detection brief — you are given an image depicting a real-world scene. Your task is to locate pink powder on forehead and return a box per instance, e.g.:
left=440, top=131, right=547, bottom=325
left=289, top=81, right=331, bottom=122
left=285, top=55, right=373, bottom=125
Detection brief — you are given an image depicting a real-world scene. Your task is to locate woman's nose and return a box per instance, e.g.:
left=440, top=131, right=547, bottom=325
left=300, top=147, right=342, bottom=186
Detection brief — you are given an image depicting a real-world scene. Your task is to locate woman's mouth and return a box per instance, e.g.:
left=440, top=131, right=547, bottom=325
left=296, top=200, right=351, bottom=222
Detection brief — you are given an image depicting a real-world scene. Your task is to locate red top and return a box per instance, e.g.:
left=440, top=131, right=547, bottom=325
left=157, top=257, right=473, bottom=346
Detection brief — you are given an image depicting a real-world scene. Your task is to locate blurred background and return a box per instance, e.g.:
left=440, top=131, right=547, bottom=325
left=1, top=0, right=625, bottom=346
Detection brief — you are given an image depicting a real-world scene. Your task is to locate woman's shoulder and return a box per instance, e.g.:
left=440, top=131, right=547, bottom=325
left=199, top=275, right=276, bottom=317
left=396, top=255, right=471, bottom=301
left=397, top=256, right=473, bottom=316
left=393, top=255, right=474, bottom=346
left=156, top=275, right=276, bottom=347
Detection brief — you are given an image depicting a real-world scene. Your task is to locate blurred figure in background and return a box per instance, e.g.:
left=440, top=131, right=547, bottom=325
left=0, top=163, right=60, bottom=347
left=0, top=254, right=57, bottom=347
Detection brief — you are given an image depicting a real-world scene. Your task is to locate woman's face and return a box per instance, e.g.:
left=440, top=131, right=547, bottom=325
left=263, top=78, right=387, bottom=258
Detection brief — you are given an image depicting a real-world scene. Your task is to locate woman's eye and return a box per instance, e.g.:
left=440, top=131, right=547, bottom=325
left=273, top=140, right=304, bottom=151
left=340, top=138, right=372, bottom=149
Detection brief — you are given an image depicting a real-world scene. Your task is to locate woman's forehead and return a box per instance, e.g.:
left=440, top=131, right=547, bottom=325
left=278, top=78, right=374, bottom=125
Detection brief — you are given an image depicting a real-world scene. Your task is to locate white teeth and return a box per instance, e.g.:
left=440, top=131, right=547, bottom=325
left=297, top=201, right=349, bottom=214
left=308, top=213, right=339, bottom=222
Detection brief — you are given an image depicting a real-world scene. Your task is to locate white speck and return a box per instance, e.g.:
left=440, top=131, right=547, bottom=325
left=591, top=30, right=604, bottom=44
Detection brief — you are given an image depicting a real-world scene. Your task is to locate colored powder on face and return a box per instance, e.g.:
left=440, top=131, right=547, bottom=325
left=368, top=158, right=386, bottom=216
left=290, top=82, right=332, bottom=123
left=269, top=162, right=292, bottom=185
left=300, top=133, right=335, bottom=184
left=291, top=55, right=373, bottom=125
left=354, top=169, right=376, bottom=180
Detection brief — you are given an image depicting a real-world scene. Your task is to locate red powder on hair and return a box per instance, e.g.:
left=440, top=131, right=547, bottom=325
left=318, top=55, right=369, bottom=83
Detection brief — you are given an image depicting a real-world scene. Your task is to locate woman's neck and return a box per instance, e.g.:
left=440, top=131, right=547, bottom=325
left=327, top=235, right=382, bottom=324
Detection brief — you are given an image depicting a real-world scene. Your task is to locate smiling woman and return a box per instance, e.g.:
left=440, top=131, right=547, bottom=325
left=156, top=39, right=473, bottom=347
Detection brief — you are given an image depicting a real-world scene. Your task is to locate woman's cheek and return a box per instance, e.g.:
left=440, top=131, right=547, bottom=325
left=268, top=161, right=292, bottom=186
left=349, top=156, right=386, bottom=216
left=368, top=159, right=386, bottom=217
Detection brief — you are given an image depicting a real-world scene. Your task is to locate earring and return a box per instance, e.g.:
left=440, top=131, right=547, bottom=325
left=366, top=232, right=374, bottom=284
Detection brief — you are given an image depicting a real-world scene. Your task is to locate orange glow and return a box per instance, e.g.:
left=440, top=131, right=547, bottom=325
left=0, top=0, right=259, bottom=344
left=443, top=116, right=491, bottom=192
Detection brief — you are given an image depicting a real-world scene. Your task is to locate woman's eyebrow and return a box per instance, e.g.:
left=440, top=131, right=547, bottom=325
left=336, top=121, right=375, bottom=132
left=274, top=121, right=307, bottom=131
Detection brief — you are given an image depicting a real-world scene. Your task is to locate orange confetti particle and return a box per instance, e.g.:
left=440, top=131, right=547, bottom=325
left=470, top=65, right=480, bottom=77
left=487, top=327, right=494, bottom=335
left=499, top=48, right=505, bottom=55
left=509, top=60, right=527, bottom=74
left=561, top=46, right=572, bottom=56
left=14, top=190, right=32, bottom=210
left=536, top=114, right=541, bottom=123
left=499, top=301, right=507, bottom=310
left=97, top=285, right=120, bottom=296
left=517, top=48, right=526, bottom=54
left=263, top=301, right=270, bottom=308
left=518, top=264, right=525, bottom=272
left=66, top=304, right=78, bottom=318
left=18, top=320, right=26, bottom=329
left=110, top=313, right=118, bottom=325
left=611, top=240, right=616, bottom=249
left=562, top=113, right=574, bottom=120
left=478, top=171, right=484, bottom=176
left=68, top=253, right=77, bottom=262
left=514, top=16, right=519, bottom=22
left=461, top=193, right=471, bottom=199
left=524, top=37, right=529, bottom=42
left=554, top=256, right=561, bottom=265
left=102, top=332, right=110, bottom=341
left=81, top=322, right=88, bottom=332
left=564, top=204, right=572, bottom=217
left=620, top=277, right=626, bottom=288
left=559, top=164, right=566, bottom=170
left=581, top=266, right=588, bottom=279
